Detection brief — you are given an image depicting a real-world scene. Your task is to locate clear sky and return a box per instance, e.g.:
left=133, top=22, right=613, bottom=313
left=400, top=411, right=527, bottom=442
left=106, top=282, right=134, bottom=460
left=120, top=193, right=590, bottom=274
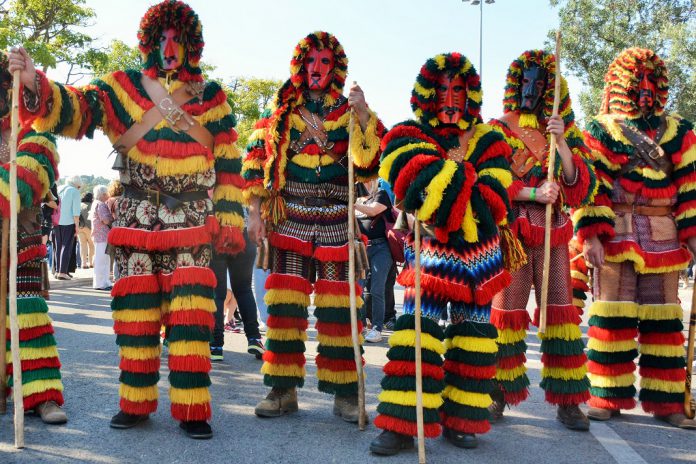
left=47, top=0, right=578, bottom=180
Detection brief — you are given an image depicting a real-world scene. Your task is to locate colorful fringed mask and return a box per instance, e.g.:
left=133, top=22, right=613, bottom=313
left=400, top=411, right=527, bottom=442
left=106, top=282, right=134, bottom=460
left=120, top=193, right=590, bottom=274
left=411, top=53, right=482, bottom=132
left=137, top=0, right=204, bottom=82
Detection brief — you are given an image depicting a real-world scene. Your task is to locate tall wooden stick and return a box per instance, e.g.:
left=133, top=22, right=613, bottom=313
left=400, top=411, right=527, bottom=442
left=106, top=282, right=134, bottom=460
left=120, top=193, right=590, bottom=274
left=346, top=83, right=367, bottom=430
left=413, top=217, right=426, bottom=464
left=685, top=285, right=696, bottom=419
left=0, top=220, right=8, bottom=414
left=539, top=32, right=562, bottom=335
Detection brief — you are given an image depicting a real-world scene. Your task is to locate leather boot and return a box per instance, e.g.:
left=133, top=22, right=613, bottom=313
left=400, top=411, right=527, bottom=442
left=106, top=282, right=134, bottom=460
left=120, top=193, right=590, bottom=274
left=35, top=401, right=67, bottom=425
left=333, top=395, right=368, bottom=423
left=109, top=410, right=149, bottom=429
left=443, top=427, right=478, bottom=449
left=254, top=387, right=298, bottom=418
left=488, top=385, right=506, bottom=423
left=180, top=420, right=213, bottom=439
left=655, top=413, right=696, bottom=430
left=369, top=430, right=414, bottom=455
left=587, top=407, right=620, bottom=421
left=557, top=404, right=590, bottom=431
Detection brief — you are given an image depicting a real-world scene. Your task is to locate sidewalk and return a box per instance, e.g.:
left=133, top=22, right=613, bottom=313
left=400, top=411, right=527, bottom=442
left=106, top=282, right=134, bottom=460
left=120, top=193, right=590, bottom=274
left=48, top=266, right=93, bottom=290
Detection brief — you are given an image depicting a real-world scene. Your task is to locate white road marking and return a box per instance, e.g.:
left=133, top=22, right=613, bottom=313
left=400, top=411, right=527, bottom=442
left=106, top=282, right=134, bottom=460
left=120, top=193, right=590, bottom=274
left=589, top=422, right=648, bottom=464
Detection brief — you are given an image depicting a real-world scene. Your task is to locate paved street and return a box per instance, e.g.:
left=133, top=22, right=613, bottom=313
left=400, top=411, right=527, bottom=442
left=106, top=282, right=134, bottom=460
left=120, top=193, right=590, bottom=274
left=1, top=282, right=696, bottom=463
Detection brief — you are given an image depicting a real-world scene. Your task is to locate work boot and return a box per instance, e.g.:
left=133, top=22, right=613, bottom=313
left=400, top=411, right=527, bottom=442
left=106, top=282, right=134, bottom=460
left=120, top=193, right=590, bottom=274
left=443, top=427, right=478, bottom=449
left=109, top=411, right=149, bottom=429
left=488, top=386, right=506, bottom=423
left=557, top=404, right=590, bottom=431
left=655, top=413, right=696, bottom=430
left=587, top=407, right=620, bottom=421
left=35, top=401, right=67, bottom=425
left=369, top=430, right=414, bottom=455
left=254, top=387, right=298, bottom=418
left=180, top=420, right=213, bottom=439
left=333, top=395, right=367, bottom=423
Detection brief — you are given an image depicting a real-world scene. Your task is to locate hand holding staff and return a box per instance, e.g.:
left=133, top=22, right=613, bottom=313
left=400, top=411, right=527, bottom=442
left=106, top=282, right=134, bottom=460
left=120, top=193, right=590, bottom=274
left=347, top=82, right=367, bottom=430
left=539, top=31, right=562, bottom=335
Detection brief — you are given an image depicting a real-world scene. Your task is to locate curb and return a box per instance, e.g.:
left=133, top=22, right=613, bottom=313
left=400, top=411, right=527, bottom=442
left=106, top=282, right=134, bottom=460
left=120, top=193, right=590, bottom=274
left=49, top=278, right=92, bottom=290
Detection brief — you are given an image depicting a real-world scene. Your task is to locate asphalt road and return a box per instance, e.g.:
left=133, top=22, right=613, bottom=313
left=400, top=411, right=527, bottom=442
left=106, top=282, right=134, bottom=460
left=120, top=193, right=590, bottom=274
left=1, top=283, right=695, bottom=464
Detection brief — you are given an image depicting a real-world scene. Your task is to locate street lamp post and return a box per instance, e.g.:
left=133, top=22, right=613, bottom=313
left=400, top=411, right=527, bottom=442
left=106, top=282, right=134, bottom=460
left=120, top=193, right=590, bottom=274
left=465, top=0, right=495, bottom=81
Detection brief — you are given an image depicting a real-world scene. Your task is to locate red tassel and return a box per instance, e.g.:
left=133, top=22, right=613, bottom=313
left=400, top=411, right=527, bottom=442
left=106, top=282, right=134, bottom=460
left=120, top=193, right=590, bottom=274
left=168, top=355, right=211, bottom=373
left=587, top=360, right=636, bottom=376
left=641, top=401, right=683, bottom=416
left=265, top=273, right=312, bottom=294
left=637, top=332, right=684, bottom=346
left=262, top=351, right=306, bottom=366
left=23, top=390, right=64, bottom=411
left=17, top=244, right=47, bottom=266
left=440, top=414, right=490, bottom=435
left=315, top=357, right=360, bottom=371
left=314, top=244, right=349, bottom=262
left=382, top=360, right=445, bottom=380
left=639, top=366, right=686, bottom=382
left=167, top=310, right=215, bottom=328
left=315, top=320, right=353, bottom=337
left=503, top=389, right=529, bottom=405
left=587, top=326, right=638, bottom=342
left=113, top=320, right=162, bottom=337
left=498, top=353, right=528, bottom=370
left=112, top=274, right=160, bottom=297
left=314, top=279, right=360, bottom=296
left=120, top=357, right=161, bottom=374
left=588, top=396, right=635, bottom=411
left=533, top=304, right=581, bottom=326
left=108, top=216, right=219, bottom=252
left=171, top=266, right=216, bottom=288
left=604, top=241, right=690, bottom=270
left=545, top=391, right=590, bottom=406
left=268, top=231, right=314, bottom=256
left=171, top=403, right=212, bottom=421
left=8, top=357, right=61, bottom=375
left=17, top=324, right=54, bottom=341
left=542, top=353, right=587, bottom=369
left=214, top=225, right=245, bottom=256
left=266, top=315, right=309, bottom=330
left=374, top=414, right=442, bottom=438
left=490, top=307, right=530, bottom=331
left=442, top=360, right=496, bottom=380
left=398, top=269, right=473, bottom=302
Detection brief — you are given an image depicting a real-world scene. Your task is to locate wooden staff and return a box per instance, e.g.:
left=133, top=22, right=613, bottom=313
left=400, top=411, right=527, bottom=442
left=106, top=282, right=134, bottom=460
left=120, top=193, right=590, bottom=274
left=685, top=285, right=696, bottom=419
left=346, top=82, right=367, bottom=430
left=539, top=31, right=562, bottom=335
left=413, top=217, right=426, bottom=463
left=7, top=67, right=25, bottom=448
left=0, top=220, right=8, bottom=414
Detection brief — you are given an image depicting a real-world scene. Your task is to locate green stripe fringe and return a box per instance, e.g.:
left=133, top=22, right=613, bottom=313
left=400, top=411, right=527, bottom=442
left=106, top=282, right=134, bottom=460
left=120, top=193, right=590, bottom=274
left=264, top=374, right=304, bottom=389
left=119, top=371, right=160, bottom=388
left=377, top=402, right=441, bottom=423
left=169, top=372, right=211, bottom=389
left=381, top=376, right=445, bottom=393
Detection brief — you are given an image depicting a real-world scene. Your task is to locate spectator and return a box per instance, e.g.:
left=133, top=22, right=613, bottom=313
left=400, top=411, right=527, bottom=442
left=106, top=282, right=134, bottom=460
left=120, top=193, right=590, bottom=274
left=90, top=185, right=112, bottom=290
left=55, top=175, right=83, bottom=280
left=355, top=179, right=394, bottom=343
left=106, top=179, right=123, bottom=280
left=78, top=192, right=95, bottom=269
left=41, top=185, right=58, bottom=270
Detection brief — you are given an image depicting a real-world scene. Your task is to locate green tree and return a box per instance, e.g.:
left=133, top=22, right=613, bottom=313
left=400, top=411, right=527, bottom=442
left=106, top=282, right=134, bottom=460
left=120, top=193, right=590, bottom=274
left=549, top=0, right=696, bottom=122
left=0, top=0, right=98, bottom=84
left=88, top=39, right=142, bottom=76
left=225, top=77, right=282, bottom=148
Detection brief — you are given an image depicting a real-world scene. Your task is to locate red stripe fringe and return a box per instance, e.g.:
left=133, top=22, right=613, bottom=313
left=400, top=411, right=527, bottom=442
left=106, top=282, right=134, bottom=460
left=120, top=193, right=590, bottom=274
left=637, top=332, right=684, bottom=346
left=268, top=231, right=314, bottom=256
left=216, top=172, right=245, bottom=189
left=112, top=274, right=160, bottom=297
left=17, top=324, right=54, bottom=341
left=503, top=390, right=529, bottom=406
left=604, top=241, right=690, bottom=271
left=576, top=222, right=616, bottom=244
left=262, top=351, right=306, bottom=366
left=315, top=357, right=362, bottom=371
left=120, top=398, right=157, bottom=415
left=167, top=310, right=215, bottom=328
left=641, top=401, right=683, bottom=417
left=17, top=244, right=47, bottom=266
left=315, top=320, right=353, bottom=337
left=545, top=391, right=590, bottom=406
left=383, top=360, right=445, bottom=380
left=23, top=390, right=64, bottom=410
left=314, top=279, right=360, bottom=296
left=440, top=414, right=490, bottom=435
left=374, top=414, right=441, bottom=438
left=587, top=360, right=636, bottom=376
left=533, top=304, right=581, bottom=327
left=171, top=402, right=212, bottom=421
left=542, top=353, right=587, bottom=369
left=497, top=353, right=527, bottom=370
left=213, top=225, right=245, bottom=255
left=7, top=357, right=61, bottom=375
left=265, top=273, right=312, bottom=294
left=113, top=320, right=162, bottom=336
left=442, top=360, right=496, bottom=380
left=513, top=217, right=573, bottom=247
left=313, top=244, right=349, bottom=263
left=562, top=156, right=592, bottom=208
left=120, top=357, right=161, bottom=374
left=168, top=355, right=211, bottom=373
left=108, top=216, right=218, bottom=252
left=490, top=307, right=530, bottom=331
left=588, top=396, right=635, bottom=411
left=587, top=326, right=638, bottom=342
left=266, top=315, right=309, bottom=330
left=639, top=367, right=686, bottom=382
left=171, top=266, right=216, bottom=288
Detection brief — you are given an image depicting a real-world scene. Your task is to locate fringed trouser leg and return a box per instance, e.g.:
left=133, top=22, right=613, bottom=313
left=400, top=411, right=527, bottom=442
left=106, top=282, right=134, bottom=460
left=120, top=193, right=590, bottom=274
left=261, top=248, right=311, bottom=389
left=6, top=229, right=63, bottom=410
left=441, top=302, right=498, bottom=435
left=374, top=288, right=445, bottom=438
left=164, top=266, right=217, bottom=421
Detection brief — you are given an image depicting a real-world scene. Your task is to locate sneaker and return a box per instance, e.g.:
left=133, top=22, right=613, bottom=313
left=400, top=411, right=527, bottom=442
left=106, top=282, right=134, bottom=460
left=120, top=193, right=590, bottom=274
left=383, top=318, right=396, bottom=331
left=364, top=328, right=383, bottom=343
left=210, top=346, right=223, bottom=362
left=223, top=321, right=235, bottom=332
left=247, top=339, right=265, bottom=360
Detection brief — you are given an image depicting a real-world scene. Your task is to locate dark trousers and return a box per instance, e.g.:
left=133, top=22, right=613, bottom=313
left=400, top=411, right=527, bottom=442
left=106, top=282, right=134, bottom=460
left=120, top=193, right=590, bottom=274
left=211, top=231, right=261, bottom=346
left=360, top=239, right=394, bottom=332
left=55, top=224, right=76, bottom=274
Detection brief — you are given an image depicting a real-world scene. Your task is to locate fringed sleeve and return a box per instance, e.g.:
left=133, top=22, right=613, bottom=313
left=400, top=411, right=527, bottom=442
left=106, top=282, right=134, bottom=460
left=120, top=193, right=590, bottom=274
left=670, top=119, right=696, bottom=243
left=572, top=120, right=618, bottom=244
left=561, top=124, right=598, bottom=208
left=0, top=129, right=60, bottom=217
left=351, top=109, right=386, bottom=181
left=488, top=119, right=525, bottom=200
left=242, top=108, right=273, bottom=202
left=209, top=84, right=245, bottom=255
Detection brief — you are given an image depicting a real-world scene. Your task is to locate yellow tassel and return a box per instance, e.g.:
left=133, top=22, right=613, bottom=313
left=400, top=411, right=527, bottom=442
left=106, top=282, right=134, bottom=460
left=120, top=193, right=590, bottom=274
left=20, top=379, right=64, bottom=397
left=17, top=312, right=52, bottom=330
left=263, top=193, right=287, bottom=226
left=261, top=363, right=305, bottom=378
left=7, top=346, right=59, bottom=362
left=442, top=385, right=492, bottom=408
left=542, top=365, right=588, bottom=381
left=314, top=294, right=363, bottom=309
left=113, top=308, right=162, bottom=323
left=640, top=377, right=685, bottom=394
left=378, top=390, right=444, bottom=409
left=445, top=336, right=497, bottom=353
left=495, top=365, right=527, bottom=381
left=266, top=327, right=308, bottom=342
left=350, top=111, right=382, bottom=168
left=388, top=330, right=446, bottom=354
left=537, top=323, right=583, bottom=341
left=417, top=159, right=457, bottom=223
left=264, top=288, right=310, bottom=307
left=119, top=346, right=161, bottom=361
left=638, top=304, right=683, bottom=322
left=316, top=334, right=360, bottom=348
left=639, top=344, right=684, bottom=358
left=316, top=368, right=358, bottom=384
left=120, top=384, right=159, bottom=402
left=168, top=341, right=211, bottom=357
left=518, top=113, right=539, bottom=129
left=461, top=202, right=478, bottom=243
left=169, top=295, right=216, bottom=313
left=588, top=301, right=638, bottom=319
left=496, top=327, right=528, bottom=344
left=170, top=387, right=211, bottom=405
left=216, top=211, right=246, bottom=229
left=499, top=225, right=527, bottom=272
left=586, top=338, right=637, bottom=353
left=588, top=372, right=635, bottom=388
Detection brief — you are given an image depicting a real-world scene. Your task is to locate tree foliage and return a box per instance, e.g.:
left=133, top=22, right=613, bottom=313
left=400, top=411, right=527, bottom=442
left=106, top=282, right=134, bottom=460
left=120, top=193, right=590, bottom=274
left=89, top=39, right=141, bottom=77
left=225, top=77, right=282, bottom=148
left=549, top=0, right=696, bottom=122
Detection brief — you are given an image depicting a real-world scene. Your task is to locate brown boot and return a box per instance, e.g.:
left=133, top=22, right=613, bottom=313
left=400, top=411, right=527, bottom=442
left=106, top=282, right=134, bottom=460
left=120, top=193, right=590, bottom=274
left=587, top=407, right=620, bottom=421
left=333, top=395, right=369, bottom=423
left=655, top=413, right=696, bottom=430
left=557, top=404, right=590, bottom=431
left=488, top=386, right=506, bottom=423
left=35, top=401, right=67, bottom=425
left=254, top=388, right=298, bottom=418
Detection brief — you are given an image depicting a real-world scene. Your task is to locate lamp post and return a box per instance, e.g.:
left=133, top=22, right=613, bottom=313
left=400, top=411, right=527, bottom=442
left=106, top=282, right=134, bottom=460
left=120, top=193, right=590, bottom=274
left=465, top=0, right=495, bottom=81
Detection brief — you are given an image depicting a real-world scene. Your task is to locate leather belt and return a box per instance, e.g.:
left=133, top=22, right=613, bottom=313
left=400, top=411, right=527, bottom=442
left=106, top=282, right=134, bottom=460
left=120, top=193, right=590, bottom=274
left=123, top=184, right=209, bottom=211
left=613, top=203, right=673, bottom=216
left=284, top=195, right=347, bottom=207
left=367, top=237, right=387, bottom=246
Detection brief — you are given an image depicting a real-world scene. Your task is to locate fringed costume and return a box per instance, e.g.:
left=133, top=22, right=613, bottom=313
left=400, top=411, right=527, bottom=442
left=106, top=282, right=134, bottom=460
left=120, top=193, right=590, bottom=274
left=371, top=53, right=516, bottom=451
left=242, top=32, right=384, bottom=416
left=19, top=1, right=244, bottom=433
left=573, top=48, right=696, bottom=427
left=488, top=50, right=597, bottom=420
left=0, top=52, right=64, bottom=422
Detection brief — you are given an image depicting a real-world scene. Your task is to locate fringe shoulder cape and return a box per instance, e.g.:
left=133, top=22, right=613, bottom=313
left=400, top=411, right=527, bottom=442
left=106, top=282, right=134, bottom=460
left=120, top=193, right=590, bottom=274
left=21, top=69, right=244, bottom=255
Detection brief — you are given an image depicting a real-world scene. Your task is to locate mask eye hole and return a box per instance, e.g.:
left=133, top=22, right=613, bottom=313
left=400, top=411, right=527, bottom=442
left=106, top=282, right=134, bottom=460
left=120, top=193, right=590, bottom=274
left=321, top=57, right=331, bottom=65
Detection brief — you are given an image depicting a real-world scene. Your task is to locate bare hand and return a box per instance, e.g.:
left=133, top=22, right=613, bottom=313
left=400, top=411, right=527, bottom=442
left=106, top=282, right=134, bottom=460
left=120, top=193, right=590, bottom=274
left=7, top=47, right=37, bottom=93
left=347, top=83, right=368, bottom=120
left=546, top=115, right=566, bottom=144
left=247, top=208, right=266, bottom=246
left=583, top=235, right=605, bottom=268
left=535, top=181, right=560, bottom=204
